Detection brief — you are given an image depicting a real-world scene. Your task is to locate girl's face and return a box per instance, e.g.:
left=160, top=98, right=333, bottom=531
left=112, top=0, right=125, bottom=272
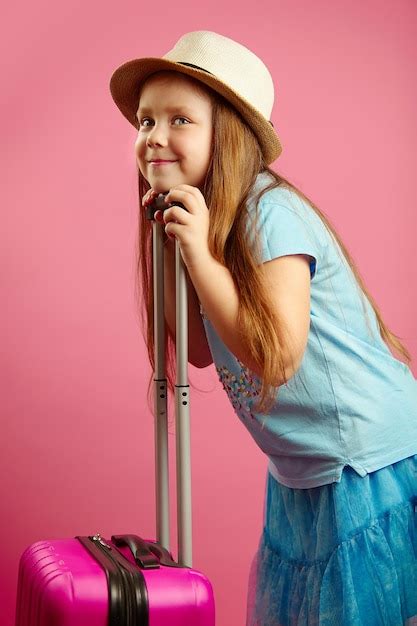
left=135, top=72, right=214, bottom=193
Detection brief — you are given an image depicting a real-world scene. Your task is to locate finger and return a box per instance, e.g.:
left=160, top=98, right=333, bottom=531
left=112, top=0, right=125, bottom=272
left=143, top=193, right=157, bottom=206
left=142, top=189, right=152, bottom=203
left=164, top=221, right=192, bottom=245
left=163, top=205, right=190, bottom=225
left=164, top=222, right=179, bottom=239
left=142, top=189, right=157, bottom=206
left=168, top=184, right=202, bottom=195
left=165, top=188, right=201, bottom=213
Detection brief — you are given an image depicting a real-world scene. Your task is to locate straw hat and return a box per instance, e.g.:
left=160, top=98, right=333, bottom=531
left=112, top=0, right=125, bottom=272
left=109, top=31, right=282, bottom=164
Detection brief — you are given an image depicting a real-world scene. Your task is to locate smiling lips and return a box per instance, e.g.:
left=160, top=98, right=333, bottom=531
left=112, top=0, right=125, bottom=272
left=149, top=159, right=177, bottom=165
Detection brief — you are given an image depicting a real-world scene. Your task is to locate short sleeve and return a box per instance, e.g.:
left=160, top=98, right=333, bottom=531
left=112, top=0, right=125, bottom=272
left=252, top=191, right=326, bottom=280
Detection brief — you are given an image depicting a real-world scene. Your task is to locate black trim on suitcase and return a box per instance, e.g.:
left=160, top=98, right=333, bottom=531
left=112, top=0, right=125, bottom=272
left=76, top=535, right=149, bottom=626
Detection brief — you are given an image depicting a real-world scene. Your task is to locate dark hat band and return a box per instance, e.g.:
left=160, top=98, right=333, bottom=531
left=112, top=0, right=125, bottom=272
left=177, top=62, right=213, bottom=74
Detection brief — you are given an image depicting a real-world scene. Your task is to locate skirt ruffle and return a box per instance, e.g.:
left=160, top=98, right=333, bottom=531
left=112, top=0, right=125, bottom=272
left=246, top=454, right=417, bottom=626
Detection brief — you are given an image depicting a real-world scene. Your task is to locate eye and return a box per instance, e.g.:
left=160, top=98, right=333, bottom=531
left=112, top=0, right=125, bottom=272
left=173, top=117, right=190, bottom=126
left=139, top=118, right=153, bottom=127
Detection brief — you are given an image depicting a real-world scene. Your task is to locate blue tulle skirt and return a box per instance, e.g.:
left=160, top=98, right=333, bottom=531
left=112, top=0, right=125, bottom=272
left=246, top=454, right=417, bottom=626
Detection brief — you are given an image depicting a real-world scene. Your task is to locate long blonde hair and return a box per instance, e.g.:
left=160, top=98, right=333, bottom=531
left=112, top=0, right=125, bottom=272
left=134, top=74, right=412, bottom=415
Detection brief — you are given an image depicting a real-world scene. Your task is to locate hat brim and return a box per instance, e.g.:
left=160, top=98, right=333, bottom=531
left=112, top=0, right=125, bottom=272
left=109, top=57, right=282, bottom=164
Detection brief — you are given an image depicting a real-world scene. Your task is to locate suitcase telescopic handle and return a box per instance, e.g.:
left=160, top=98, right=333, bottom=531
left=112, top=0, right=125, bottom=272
left=148, top=194, right=192, bottom=568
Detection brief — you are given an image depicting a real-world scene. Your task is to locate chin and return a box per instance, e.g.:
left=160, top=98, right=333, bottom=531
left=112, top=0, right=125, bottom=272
left=149, top=176, right=191, bottom=194
left=149, top=182, right=170, bottom=193
left=144, top=167, right=204, bottom=193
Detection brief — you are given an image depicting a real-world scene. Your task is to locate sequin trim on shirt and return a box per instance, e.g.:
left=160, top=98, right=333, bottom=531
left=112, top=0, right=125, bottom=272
left=215, top=360, right=262, bottom=416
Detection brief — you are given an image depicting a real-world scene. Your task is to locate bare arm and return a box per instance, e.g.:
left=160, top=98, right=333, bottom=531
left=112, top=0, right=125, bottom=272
left=163, top=239, right=213, bottom=368
left=151, top=186, right=310, bottom=384
left=186, top=252, right=311, bottom=384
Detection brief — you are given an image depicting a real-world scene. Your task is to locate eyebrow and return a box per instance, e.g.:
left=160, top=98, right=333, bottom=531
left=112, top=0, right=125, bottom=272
left=135, top=105, right=196, bottom=120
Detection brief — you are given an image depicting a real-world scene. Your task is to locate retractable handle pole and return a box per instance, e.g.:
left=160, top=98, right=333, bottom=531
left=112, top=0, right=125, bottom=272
left=152, top=218, right=170, bottom=554
left=174, top=237, right=192, bottom=567
left=148, top=195, right=192, bottom=568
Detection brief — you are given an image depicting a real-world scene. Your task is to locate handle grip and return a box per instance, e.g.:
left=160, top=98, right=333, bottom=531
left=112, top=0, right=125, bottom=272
left=111, top=534, right=159, bottom=569
left=111, top=534, right=182, bottom=569
left=146, top=192, right=187, bottom=220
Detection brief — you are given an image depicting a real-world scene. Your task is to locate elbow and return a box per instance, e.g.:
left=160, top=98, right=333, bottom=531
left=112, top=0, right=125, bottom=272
left=271, top=370, right=290, bottom=388
left=283, top=351, right=305, bottom=384
left=273, top=353, right=304, bottom=387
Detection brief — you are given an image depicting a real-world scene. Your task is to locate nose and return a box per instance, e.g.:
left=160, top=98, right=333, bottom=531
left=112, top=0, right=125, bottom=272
left=146, top=123, right=168, bottom=148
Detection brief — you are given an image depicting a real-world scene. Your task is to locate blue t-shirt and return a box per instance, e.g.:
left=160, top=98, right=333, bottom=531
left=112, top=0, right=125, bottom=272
left=201, top=171, right=417, bottom=488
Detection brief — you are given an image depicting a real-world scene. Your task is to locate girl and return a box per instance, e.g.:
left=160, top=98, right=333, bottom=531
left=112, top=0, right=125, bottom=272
left=109, top=31, right=417, bottom=625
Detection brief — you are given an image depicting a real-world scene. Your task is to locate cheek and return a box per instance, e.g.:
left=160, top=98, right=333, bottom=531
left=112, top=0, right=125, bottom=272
left=199, top=133, right=213, bottom=169
left=134, top=135, right=146, bottom=160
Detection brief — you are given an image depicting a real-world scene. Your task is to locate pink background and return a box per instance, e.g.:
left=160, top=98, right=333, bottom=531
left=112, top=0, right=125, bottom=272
left=2, top=1, right=416, bottom=624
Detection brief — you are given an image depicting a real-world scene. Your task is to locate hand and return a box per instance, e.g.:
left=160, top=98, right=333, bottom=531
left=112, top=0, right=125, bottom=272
left=160, top=185, right=212, bottom=270
left=142, top=187, right=163, bottom=222
left=141, top=188, right=159, bottom=209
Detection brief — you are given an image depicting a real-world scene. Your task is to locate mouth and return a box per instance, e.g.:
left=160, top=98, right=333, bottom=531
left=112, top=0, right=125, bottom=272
left=149, top=161, right=178, bottom=169
left=148, top=159, right=177, bottom=164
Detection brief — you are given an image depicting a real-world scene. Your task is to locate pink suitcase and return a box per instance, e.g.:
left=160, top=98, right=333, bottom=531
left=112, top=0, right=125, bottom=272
left=15, top=194, right=215, bottom=626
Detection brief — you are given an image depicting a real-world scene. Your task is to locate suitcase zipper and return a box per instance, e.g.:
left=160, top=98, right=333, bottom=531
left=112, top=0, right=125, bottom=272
left=90, top=534, right=148, bottom=626
left=76, top=534, right=149, bottom=626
